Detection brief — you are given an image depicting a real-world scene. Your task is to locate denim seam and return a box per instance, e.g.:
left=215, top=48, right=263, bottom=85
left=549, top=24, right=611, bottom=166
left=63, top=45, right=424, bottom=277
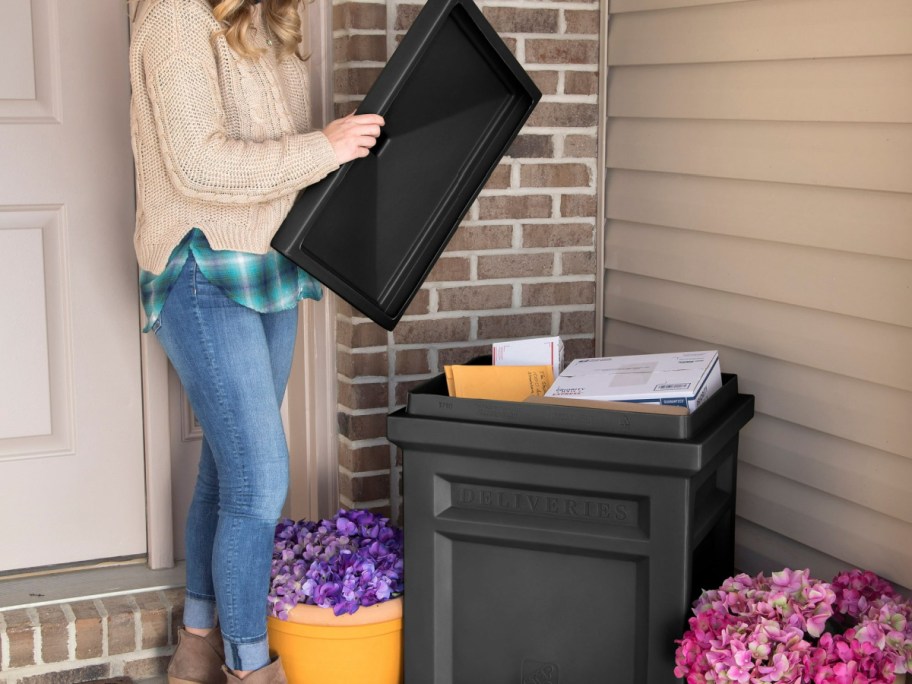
left=190, top=258, right=247, bottom=640
left=221, top=630, right=269, bottom=645
left=184, top=589, right=217, bottom=602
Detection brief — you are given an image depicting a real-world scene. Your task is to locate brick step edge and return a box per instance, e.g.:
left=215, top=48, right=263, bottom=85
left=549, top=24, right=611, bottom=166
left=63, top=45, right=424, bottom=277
left=0, top=588, right=184, bottom=684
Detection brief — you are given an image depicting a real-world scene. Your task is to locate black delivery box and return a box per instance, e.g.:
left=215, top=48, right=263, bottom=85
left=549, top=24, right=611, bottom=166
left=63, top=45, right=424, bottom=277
left=271, top=0, right=541, bottom=330
left=388, top=369, right=756, bottom=684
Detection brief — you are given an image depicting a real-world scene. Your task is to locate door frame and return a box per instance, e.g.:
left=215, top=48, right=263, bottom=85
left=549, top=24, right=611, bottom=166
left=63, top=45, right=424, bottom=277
left=286, top=0, right=339, bottom=524
left=140, top=0, right=339, bottom=569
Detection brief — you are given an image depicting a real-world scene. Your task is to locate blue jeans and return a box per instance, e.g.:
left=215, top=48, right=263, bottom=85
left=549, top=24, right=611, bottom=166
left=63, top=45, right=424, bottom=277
left=153, top=255, right=297, bottom=671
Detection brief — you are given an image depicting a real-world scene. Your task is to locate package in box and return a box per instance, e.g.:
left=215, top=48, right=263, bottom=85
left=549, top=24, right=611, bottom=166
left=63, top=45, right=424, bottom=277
left=492, top=336, right=563, bottom=378
left=546, top=350, right=722, bottom=412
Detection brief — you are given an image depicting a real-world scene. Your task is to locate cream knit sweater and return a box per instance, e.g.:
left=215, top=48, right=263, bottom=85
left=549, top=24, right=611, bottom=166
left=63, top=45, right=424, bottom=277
left=129, top=0, right=340, bottom=274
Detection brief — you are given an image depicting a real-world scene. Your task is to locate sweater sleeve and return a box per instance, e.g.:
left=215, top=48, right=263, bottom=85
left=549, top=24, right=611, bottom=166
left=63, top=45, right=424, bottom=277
left=140, top=2, right=339, bottom=204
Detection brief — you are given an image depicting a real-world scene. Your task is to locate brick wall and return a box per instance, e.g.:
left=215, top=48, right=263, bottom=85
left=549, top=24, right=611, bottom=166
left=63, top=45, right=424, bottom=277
left=332, top=0, right=600, bottom=520
left=0, top=590, right=183, bottom=683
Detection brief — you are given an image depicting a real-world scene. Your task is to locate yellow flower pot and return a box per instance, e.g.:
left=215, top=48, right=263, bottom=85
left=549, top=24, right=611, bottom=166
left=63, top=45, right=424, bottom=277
left=266, top=598, right=403, bottom=684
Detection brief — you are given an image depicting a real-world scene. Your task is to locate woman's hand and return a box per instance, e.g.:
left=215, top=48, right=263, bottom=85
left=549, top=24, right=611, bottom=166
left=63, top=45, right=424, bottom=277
left=322, top=112, right=385, bottom=164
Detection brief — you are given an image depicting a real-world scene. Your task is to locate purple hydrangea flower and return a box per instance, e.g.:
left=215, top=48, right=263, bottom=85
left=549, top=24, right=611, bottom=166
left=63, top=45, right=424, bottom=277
left=269, top=509, right=404, bottom=618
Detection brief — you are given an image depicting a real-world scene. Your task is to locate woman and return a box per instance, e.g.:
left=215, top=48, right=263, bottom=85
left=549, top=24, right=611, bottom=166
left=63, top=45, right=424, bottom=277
left=129, top=0, right=383, bottom=681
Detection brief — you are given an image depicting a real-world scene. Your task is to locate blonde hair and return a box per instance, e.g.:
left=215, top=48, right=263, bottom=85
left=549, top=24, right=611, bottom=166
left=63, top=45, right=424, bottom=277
left=209, top=0, right=305, bottom=60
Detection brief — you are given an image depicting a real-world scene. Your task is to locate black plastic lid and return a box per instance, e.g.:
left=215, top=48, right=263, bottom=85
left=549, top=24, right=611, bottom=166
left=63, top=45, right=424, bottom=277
left=272, top=0, right=542, bottom=330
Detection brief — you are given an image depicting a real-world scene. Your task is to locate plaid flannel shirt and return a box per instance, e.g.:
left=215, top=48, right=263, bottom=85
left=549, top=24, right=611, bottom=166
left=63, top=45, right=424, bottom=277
left=140, top=229, right=321, bottom=332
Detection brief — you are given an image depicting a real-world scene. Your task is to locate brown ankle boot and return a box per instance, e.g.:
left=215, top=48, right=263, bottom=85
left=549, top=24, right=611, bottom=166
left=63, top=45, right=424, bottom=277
left=222, top=658, right=287, bottom=684
left=168, top=626, right=227, bottom=684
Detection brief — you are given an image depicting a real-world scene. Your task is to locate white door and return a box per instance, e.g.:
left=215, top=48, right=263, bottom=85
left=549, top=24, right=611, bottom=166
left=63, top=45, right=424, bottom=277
left=0, top=0, right=146, bottom=572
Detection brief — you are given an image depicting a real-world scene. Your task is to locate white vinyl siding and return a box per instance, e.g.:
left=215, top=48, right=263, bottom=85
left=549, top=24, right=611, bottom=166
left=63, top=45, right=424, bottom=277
left=601, top=0, right=912, bottom=590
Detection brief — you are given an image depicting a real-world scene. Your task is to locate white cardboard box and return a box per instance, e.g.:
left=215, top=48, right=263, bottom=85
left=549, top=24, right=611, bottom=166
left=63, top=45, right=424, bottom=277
left=545, top=350, right=722, bottom=412
left=492, top=336, right=564, bottom=379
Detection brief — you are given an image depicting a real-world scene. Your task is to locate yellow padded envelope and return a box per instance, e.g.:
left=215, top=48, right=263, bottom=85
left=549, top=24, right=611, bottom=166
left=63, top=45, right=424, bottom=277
left=444, top=365, right=554, bottom=401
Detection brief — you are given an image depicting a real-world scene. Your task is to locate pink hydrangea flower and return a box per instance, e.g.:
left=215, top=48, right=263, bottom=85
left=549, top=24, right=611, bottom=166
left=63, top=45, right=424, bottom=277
left=675, top=568, right=910, bottom=684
